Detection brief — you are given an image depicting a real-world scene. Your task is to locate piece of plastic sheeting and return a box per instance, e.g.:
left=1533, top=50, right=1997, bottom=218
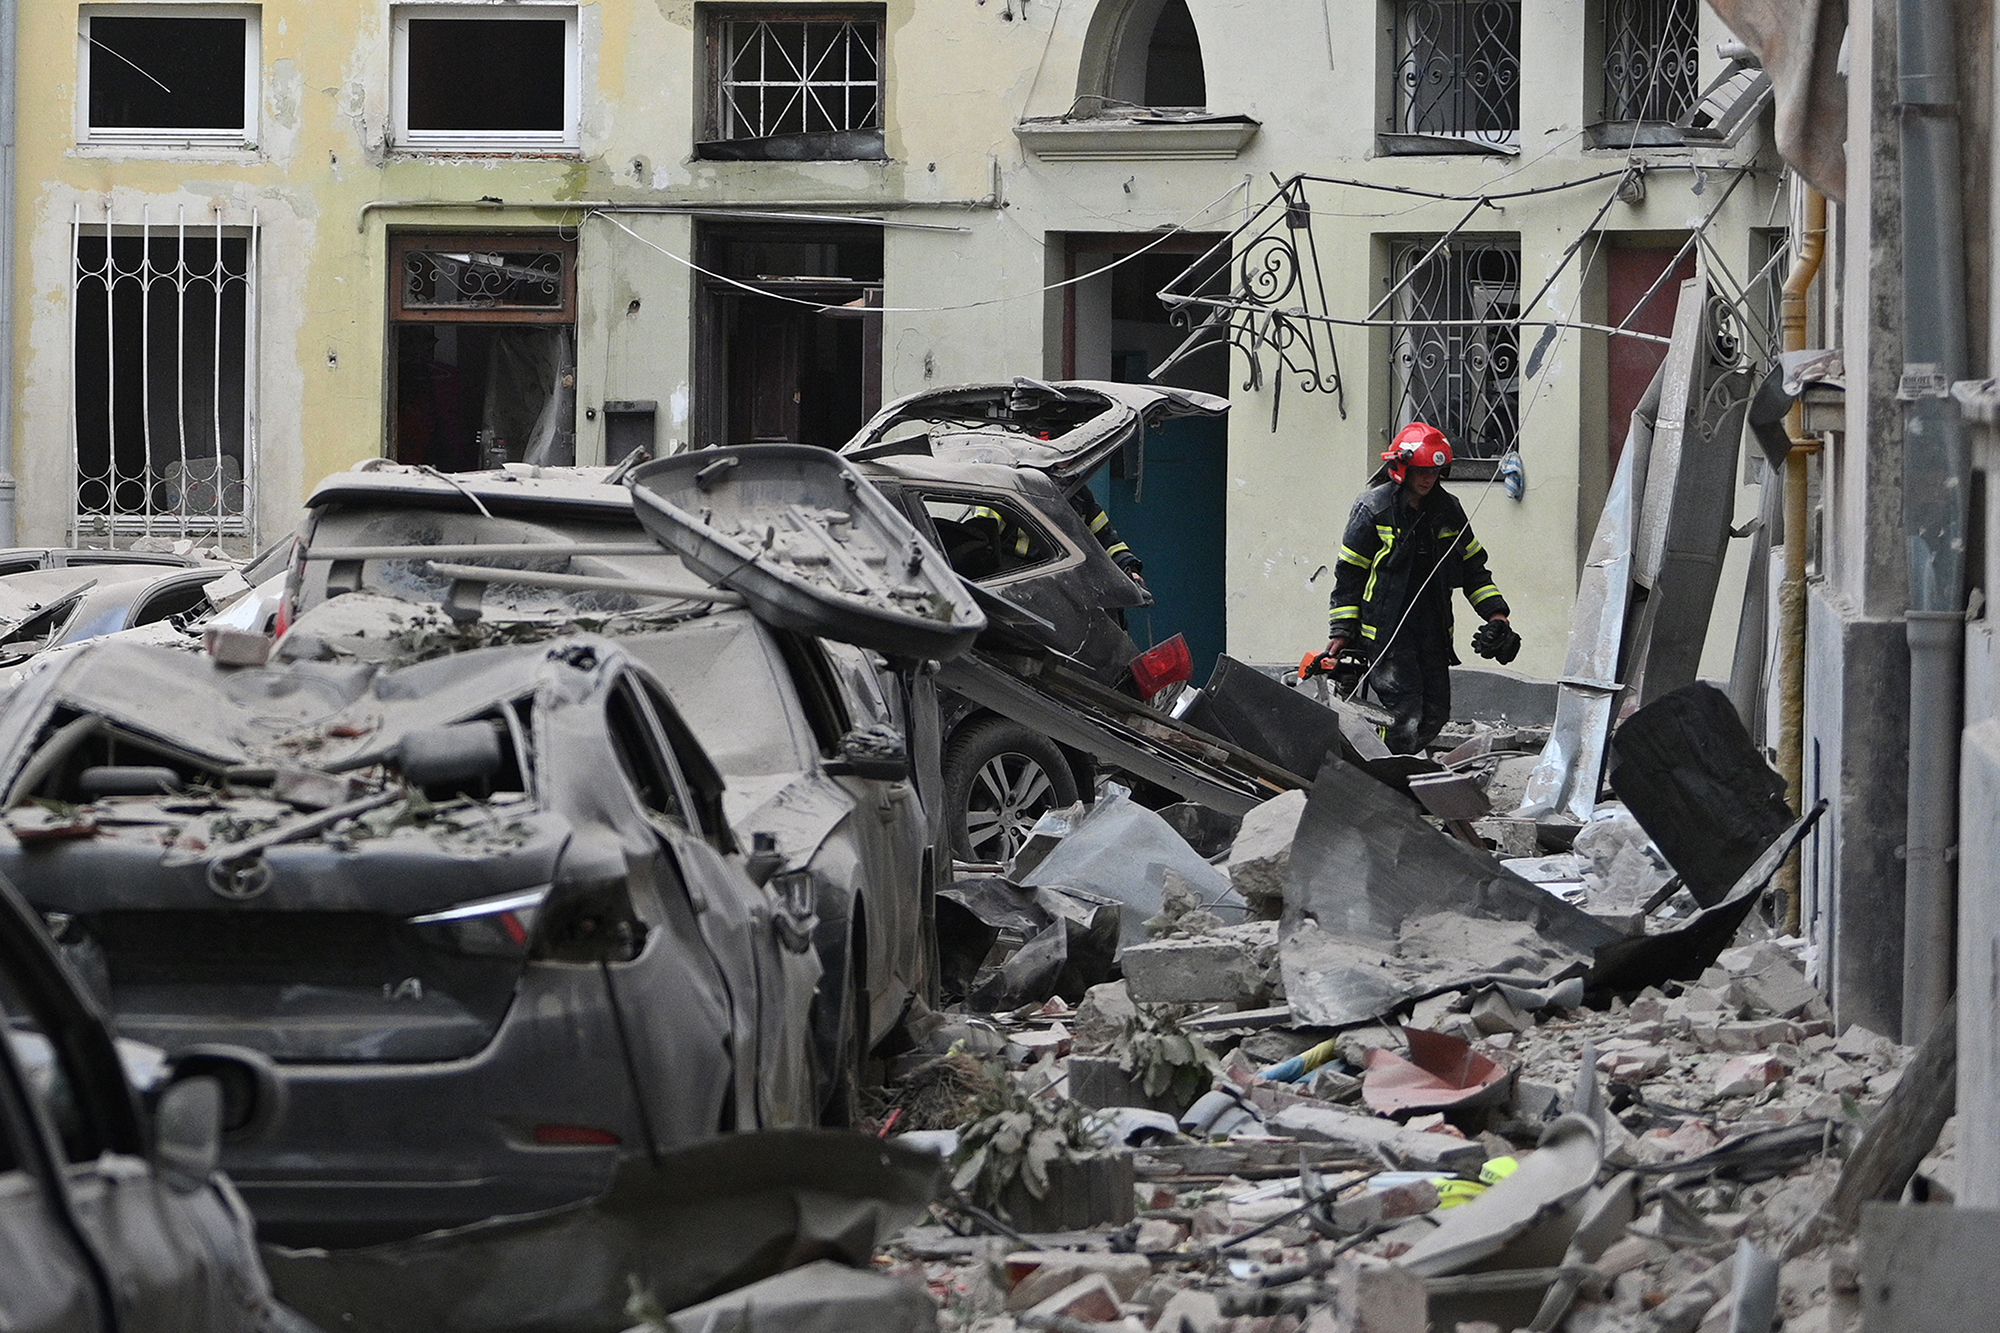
left=1020, top=786, right=1240, bottom=953
left=261, top=1130, right=941, bottom=1333
left=1279, top=762, right=1621, bottom=1028
left=1585, top=803, right=1823, bottom=995
left=1396, top=1114, right=1605, bottom=1279
left=1361, top=1028, right=1516, bottom=1115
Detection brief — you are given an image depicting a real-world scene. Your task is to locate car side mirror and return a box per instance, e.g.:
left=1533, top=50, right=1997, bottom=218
left=824, top=723, right=909, bottom=781
left=154, top=1076, right=222, bottom=1192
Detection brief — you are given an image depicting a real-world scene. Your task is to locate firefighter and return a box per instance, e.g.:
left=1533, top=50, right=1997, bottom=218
left=1315, top=422, right=1520, bottom=754
left=1070, top=487, right=1144, bottom=585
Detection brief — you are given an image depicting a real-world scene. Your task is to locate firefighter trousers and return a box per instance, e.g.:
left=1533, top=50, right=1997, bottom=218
left=1367, top=616, right=1453, bottom=755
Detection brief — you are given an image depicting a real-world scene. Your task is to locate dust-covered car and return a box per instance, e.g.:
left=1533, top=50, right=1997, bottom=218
left=0, top=562, right=232, bottom=668
left=841, top=379, right=1228, bottom=858
left=0, top=861, right=308, bottom=1331
left=280, top=462, right=941, bottom=1122
left=0, top=632, right=818, bottom=1247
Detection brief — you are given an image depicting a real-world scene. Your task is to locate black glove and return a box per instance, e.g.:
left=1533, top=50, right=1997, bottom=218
left=1472, top=618, right=1521, bottom=665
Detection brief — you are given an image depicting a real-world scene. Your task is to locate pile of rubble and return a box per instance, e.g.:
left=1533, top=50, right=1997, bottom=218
left=816, top=726, right=1951, bottom=1333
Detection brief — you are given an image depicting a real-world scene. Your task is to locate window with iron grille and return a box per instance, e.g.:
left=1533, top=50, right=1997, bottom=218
left=700, top=7, right=885, bottom=160
left=1388, top=238, right=1519, bottom=461
left=1602, top=0, right=1699, bottom=124
left=1388, top=0, right=1520, bottom=153
left=71, top=208, right=256, bottom=543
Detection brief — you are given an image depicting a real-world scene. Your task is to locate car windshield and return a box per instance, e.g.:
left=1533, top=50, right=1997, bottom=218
left=624, top=614, right=815, bottom=778
left=298, top=502, right=708, bottom=622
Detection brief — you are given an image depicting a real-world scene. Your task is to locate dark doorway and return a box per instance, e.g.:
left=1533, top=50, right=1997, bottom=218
left=387, top=234, right=577, bottom=472
left=1062, top=235, right=1230, bottom=673
left=695, top=223, right=883, bottom=448
left=1607, top=242, right=1695, bottom=467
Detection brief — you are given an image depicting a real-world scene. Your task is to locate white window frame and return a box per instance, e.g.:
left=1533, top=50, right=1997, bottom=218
left=77, top=4, right=261, bottom=148
left=391, top=3, right=581, bottom=154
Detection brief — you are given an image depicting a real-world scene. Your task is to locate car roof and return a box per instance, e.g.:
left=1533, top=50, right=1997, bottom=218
left=306, top=463, right=637, bottom=519
left=0, top=547, right=206, bottom=569
left=0, top=564, right=207, bottom=623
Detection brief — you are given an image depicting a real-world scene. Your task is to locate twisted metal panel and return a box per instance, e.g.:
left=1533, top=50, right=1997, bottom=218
left=1603, top=0, right=1699, bottom=123
left=1389, top=239, right=1520, bottom=459
left=70, top=204, right=255, bottom=546
left=718, top=19, right=881, bottom=140
left=1394, top=0, right=1520, bottom=147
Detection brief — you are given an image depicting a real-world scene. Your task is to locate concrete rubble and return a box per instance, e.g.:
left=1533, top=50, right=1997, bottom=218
left=839, top=762, right=1945, bottom=1333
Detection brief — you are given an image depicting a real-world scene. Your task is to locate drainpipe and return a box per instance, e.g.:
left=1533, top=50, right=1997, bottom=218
left=1898, top=0, right=1970, bottom=1042
left=1774, top=185, right=1826, bottom=936
left=0, top=0, right=17, bottom=545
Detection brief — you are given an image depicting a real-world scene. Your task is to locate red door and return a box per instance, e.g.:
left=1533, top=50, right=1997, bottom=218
left=1607, top=245, right=1696, bottom=467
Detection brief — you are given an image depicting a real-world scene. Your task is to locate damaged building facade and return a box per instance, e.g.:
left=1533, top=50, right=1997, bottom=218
left=5, top=0, right=1777, bottom=679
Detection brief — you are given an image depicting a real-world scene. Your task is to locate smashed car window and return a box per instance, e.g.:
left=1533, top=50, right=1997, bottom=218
left=605, top=675, right=693, bottom=830
left=299, top=503, right=705, bottom=622
left=620, top=616, right=815, bottom=777
left=920, top=496, right=1058, bottom=580
left=0, top=594, right=85, bottom=660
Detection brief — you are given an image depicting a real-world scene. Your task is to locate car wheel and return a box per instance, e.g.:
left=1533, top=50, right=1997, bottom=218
left=817, top=933, right=869, bottom=1128
left=945, top=718, right=1080, bottom=863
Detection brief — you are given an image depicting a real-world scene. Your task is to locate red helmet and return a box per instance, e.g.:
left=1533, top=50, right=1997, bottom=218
left=1383, top=423, right=1453, bottom=482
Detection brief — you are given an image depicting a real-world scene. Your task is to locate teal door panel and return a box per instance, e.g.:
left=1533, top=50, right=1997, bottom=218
left=1096, top=414, right=1228, bottom=676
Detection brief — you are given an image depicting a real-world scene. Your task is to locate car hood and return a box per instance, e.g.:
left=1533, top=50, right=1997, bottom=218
left=840, top=379, right=1228, bottom=483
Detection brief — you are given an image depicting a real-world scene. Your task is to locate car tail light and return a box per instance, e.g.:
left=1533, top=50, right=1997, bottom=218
left=409, top=886, right=550, bottom=958
left=1129, top=634, right=1193, bottom=700
left=533, top=1124, right=620, bottom=1146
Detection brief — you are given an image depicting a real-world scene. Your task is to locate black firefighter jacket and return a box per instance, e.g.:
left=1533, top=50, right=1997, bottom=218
left=1327, top=482, right=1509, bottom=657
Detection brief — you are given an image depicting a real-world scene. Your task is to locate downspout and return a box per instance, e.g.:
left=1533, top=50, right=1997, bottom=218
left=0, top=0, right=17, bottom=545
left=1775, top=186, right=1826, bottom=936
left=1898, top=0, right=1970, bottom=1042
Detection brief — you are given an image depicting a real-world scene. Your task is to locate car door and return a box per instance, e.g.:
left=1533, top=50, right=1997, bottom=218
left=605, top=670, right=819, bottom=1130
left=802, top=637, right=929, bottom=1038
left=0, top=992, right=105, bottom=1332
left=0, top=881, right=265, bottom=1332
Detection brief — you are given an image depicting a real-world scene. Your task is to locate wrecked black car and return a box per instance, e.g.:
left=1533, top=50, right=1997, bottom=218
left=281, top=461, right=945, bottom=1124
left=0, top=633, right=819, bottom=1247
left=841, top=379, right=1229, bottom=858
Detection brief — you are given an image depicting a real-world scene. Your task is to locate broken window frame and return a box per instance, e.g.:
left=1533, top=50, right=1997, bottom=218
left=698, top=5, right=887, bottom=161
left=389, top=3, right=581, bottom=154
left=1385, top=0, right=1521, bottom=155
left=76, top=4, right=260, bottom=149
left=914, top=489, right=1075, bottom=587
left=1386, top=236, right=1520, bottom=463
left=69, top=205, right=258, bottom=547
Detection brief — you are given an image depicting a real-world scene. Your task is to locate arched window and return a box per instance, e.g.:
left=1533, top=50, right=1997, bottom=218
left=1092, top=0, right=1208, bottom=112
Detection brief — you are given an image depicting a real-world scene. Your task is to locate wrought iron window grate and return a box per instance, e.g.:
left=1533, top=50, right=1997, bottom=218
left=1392, top=0, right=1520, bottom=149
left=403, top=248, right=564, bottom=312
left=1603, top=0, right=1699, bottom=123
left=70, top=204, right=256, bottom=545
left=1389, top=239, right=1519, bottom=460
left=717, top=18, right=881, bottom=140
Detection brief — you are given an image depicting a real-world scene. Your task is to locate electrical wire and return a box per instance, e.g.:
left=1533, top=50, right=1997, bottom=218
left=586, top=177, right=1253, bottom=317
